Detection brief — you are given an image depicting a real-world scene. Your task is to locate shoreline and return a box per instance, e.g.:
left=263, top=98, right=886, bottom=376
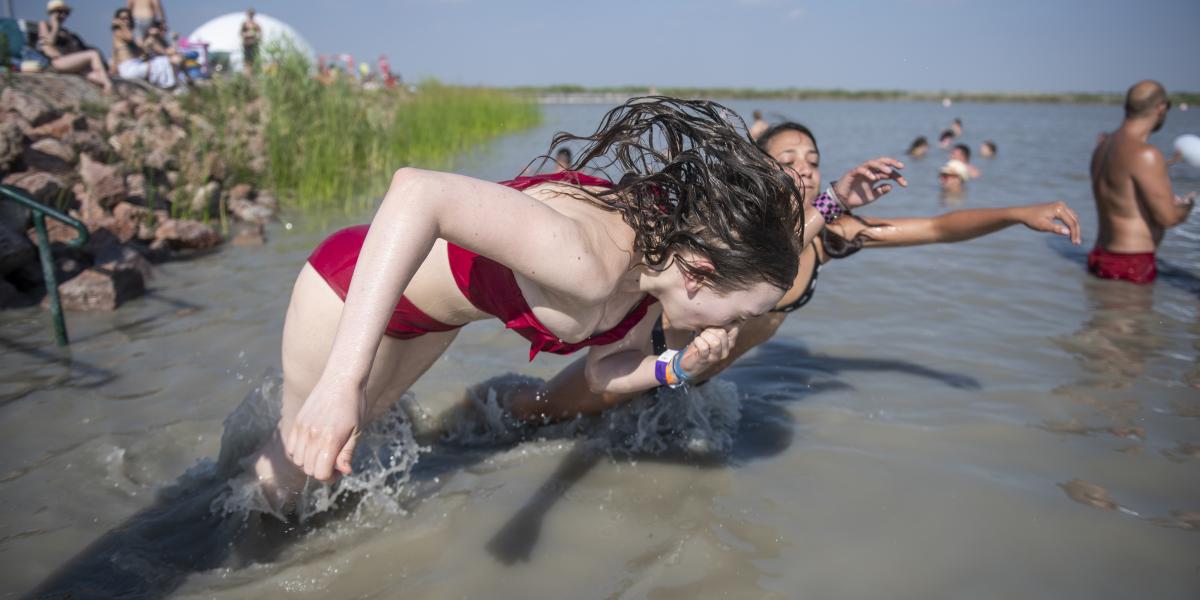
left=513, top=87, right=1200, bottom=106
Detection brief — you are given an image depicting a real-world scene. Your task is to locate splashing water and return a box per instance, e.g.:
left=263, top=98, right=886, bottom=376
left=213, top=368, right=744, bottom=524
left=439, top=373, right=744, bottom=459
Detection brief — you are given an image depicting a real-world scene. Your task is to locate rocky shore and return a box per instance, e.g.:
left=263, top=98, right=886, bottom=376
left=1, top=74, right=277, bottom=312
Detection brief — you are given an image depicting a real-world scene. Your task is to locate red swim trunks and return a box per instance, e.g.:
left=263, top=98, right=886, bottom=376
left=1087, top=246, right=1156, bottom=284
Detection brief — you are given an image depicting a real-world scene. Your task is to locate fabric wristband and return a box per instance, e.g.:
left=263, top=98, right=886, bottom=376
left=669, top=350, right=692, bottom=387
left=655, top=349, right=680, bottom=387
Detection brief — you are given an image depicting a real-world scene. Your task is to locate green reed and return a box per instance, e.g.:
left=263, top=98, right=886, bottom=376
left=258, top=48, right=540, bottom=212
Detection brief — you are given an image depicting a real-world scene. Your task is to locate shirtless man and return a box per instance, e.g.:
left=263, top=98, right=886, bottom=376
left=126, top=0, right=165, bottom=43
left=1089, top=80, right=1195, bottom=284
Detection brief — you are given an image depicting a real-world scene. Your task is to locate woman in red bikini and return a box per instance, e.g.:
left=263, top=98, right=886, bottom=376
left=502, top=121, right=1084, bottom=422
left=251, top=99, right=900, bottom=502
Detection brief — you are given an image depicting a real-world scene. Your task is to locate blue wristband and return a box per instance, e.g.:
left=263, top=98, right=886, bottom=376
left=669, top=349, right=692, bottom=386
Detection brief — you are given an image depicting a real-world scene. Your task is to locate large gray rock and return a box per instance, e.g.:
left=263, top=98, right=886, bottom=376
left=22, top=138, right=77, bottom=173
left=229, top=197, right=274, bottom=224
left=1, top=88, right=58, bottom=126
left=30, top=112, right=87, bottom=140
left=55, top=267, right=145, bottom=311
left=2, top=171, right=71, bottom=206
left=94, top=243, right=154, bottom=280
left=79, top=154, right=126, bottom=209
left=189, top=181, right=221, bottom=216
left=62, top=130, right=114, bottom=162
left=105, top=100, right=133, bottom=134
left=0, top=277, right=30, bottom=309
left=154, top=218, right=222, bottom=250
left=0, top=121, right=23, bottom=169
left=0, top=225, right=36, bottom=277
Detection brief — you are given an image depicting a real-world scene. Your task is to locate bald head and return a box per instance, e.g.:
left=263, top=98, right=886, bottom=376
left=1124, top=80, right=1167, bottom=118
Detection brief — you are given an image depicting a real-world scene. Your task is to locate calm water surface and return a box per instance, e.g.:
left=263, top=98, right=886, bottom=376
left=1, top=101, right=1198, bottom=599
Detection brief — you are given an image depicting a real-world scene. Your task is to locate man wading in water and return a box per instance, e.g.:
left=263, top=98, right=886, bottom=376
left=1088, top=80, right=1195, bottom=284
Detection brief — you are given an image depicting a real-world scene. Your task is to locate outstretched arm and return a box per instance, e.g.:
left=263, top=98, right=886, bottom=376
left=831, top=201, right=1083, bottom=248
left=288, top=168, right=611, bottom=481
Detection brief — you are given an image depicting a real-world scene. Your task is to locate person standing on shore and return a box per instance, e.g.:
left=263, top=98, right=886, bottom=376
left=1088, top=80, right=1195, bottom=284
left=126, top=0, right=166, bottom=43
left=240, top=8, right=262, bottom=75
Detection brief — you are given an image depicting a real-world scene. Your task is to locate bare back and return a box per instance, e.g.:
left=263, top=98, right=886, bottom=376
left=1090, top=128, right=1165, bottom=253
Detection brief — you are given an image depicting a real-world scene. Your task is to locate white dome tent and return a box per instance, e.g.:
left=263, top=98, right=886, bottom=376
left=186, top=12, right=315, bottom=72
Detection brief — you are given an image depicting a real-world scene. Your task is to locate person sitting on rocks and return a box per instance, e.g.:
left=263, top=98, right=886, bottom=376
left=143, top=19, right=187, bottom=84
left=109, top=8, right=175, bottom=89
left=37, top=0, right=113, bottom=93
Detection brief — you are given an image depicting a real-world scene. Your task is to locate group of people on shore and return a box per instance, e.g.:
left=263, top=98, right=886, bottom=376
left=22, top=1, right=264, bottom=92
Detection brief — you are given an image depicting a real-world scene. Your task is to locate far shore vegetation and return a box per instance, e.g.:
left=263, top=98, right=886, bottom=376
left=183, top=47, right=541, bottom=214
left=510, top=85, right=1200, bottom=105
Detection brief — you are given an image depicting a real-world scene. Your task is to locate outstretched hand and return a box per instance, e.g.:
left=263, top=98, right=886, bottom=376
left=1017, top=201, right=1082, bottom=245
left=284, top=378, right=365, bottom=482
left=833, top=157, right=907, bottom=209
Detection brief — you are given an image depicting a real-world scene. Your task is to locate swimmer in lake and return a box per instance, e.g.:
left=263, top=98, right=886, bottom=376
left=249, top=98, right=898, bottom=507
left=1088, top=79, right=1195, bottom=284
left=502, top=121, right=1082, bottom=423
left=907, top=136, right=929, bottom=158
left=950, top=143, right=982, bottom=178
left=980, top=140, right=996, bottom=158
left=750, top=110, right=768, bottom=141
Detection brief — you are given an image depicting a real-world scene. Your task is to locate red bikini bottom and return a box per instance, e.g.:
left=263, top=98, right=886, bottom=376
left=307, top=225, right=460, bottom=338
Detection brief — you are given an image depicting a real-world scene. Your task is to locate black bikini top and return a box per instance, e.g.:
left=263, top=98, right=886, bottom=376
left=770, top=240, right=821, bottom=314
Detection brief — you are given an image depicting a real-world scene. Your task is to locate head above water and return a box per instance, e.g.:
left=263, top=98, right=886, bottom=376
left=980, top=140, right=996, bottom=157
left=554, top=148, right=571, bottom=169
left=1124, top=80, right=1169, bottom=132
left=752, top=110, right=763, bottom=121
left=907, top=136, right=929, bottom=156
left=756, top=121, right=821, bottom=197
left=951, top=143, right=971, bottom=163
left=551, top=97, right=803, bottom=298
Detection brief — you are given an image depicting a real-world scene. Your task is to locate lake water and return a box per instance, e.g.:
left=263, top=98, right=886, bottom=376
left=2, top=100, right=1198, bottom=599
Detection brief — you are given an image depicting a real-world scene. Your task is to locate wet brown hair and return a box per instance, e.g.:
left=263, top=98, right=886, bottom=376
left=552, top=97, right=803, bottom=292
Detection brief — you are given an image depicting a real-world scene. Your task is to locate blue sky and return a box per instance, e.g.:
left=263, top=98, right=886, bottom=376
left=12, top=0, right=1199, bottom=93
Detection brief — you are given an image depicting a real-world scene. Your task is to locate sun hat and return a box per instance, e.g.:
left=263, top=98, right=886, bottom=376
left=939, top=159, right=970, bottom=181
left=46, top=1, right=71, bottom=13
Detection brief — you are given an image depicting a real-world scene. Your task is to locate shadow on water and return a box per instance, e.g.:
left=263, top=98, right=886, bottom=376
left=0, top=292, right=202, bottom=407
left=484, top=338, right=980, bottom=564
left=26, top=343, right=981, bottom=597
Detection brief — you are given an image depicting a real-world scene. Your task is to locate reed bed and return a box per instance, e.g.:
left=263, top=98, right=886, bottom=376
left=182, top=47, right=540, bottom=216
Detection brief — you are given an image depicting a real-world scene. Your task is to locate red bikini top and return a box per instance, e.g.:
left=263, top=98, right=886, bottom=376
left=448, top=170, right=657, bottom=359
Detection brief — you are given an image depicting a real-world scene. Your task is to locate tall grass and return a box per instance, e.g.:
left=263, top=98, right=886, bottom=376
left=259, top=48, right=540, bottom=212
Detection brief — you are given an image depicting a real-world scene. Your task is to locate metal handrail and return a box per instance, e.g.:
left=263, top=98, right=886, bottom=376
left=1, top=183, right=89, bottom=346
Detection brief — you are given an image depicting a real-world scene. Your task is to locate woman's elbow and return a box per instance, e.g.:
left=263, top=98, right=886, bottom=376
left=583, top=361, right=617, bottom=395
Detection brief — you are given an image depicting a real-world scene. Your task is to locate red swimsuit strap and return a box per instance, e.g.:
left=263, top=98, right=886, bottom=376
left=449, top=170, right=657, bottom=358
